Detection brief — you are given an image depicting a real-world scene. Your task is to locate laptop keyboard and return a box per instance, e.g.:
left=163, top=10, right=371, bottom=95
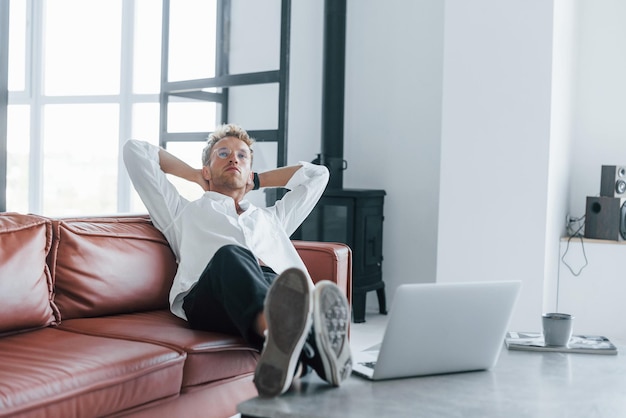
left=360, top=361, right=377, bottom=370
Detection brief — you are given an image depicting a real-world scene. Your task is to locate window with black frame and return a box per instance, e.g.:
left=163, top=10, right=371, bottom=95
left=3, top=0, right=218, bottom=216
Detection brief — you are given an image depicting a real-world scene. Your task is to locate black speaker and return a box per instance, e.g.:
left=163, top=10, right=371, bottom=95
left=584, top=196, right=626, bottom=241
left=600, top=165, right=626, bottom=198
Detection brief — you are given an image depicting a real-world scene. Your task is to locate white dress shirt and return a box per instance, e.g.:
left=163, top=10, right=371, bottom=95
left=123, top=139, right=329, bottom=320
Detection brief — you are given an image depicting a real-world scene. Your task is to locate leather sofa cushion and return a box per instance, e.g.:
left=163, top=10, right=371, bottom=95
left=0, top=213, right=59, bottom=335
left=0, top=328, right=185, bottom=417
left=59, top=310, right=259, bottom=389
left=49, top=216, right=178, bottom=320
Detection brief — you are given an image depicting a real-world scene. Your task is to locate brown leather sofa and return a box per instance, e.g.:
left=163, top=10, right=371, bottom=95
left=0, top=213, right=352, bottom=418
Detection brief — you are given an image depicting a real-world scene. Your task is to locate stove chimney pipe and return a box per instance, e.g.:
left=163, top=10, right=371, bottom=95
left=318, top=0, right=347, bottom=189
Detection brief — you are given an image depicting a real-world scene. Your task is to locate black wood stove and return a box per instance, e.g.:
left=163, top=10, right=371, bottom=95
left=292, top=188, right=386, bottom=323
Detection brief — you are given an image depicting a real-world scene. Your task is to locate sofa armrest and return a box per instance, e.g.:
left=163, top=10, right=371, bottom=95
left=292, top=240, right=352, bottom=306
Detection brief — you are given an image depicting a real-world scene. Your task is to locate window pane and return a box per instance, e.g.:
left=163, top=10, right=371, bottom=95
left=130, top=188, right=148, bottom=214
left=248, top=141, right=277, bottom=175
left=44, top=0, right=122, bottom=95
left=133, top=0, right=162, bottom=94
left=132, top=103, right=160, bottom=142
left=227, top=84, right=279, bottom=129
left=167, top=141, right=205, bottom=168
left=168, top=99, right=217, bottom=133
left=230, top=0, right=280, bottom=74
left=8, top=0, right=26, bottom=91
left=6, top=105, right=30, bottom=213
left=42, top=104, right=119, bottom=216
left=168, top=0, right=216, bottom=82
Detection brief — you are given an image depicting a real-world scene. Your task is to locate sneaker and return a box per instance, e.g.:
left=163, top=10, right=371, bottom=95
left=253, top=268, right=313, bottom=397
left=302, top=280, right=352, bottom=386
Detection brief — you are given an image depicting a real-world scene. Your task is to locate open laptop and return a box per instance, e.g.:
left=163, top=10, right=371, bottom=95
left=352, top=280, right=521, bottom=380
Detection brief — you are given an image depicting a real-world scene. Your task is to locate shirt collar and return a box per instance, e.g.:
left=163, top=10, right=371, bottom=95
left=203, top=191, right=252, bottom=212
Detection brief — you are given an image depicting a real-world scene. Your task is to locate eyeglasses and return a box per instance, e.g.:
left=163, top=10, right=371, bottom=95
left=213, top=147, right=251, bottom=161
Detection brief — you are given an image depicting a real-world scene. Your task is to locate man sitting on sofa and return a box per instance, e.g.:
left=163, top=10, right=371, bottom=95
left=123, top=124, right=352, bottom=397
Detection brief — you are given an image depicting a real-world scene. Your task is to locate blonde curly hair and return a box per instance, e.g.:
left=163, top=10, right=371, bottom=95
left=202, top=124, right=255, bottom=166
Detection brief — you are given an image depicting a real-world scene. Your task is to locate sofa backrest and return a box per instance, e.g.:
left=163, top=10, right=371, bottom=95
left=2, top=212, right=351, bottom=329
left=0, top=213, right=60, bottom=335
left=49, top=216, right=178, bottom=320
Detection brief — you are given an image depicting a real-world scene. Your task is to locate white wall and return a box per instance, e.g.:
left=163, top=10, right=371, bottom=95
left=343, top=0, right=445, bottom=307
left=569, top=0, right=626, bottom=217
left=437, top=0, right=555, bottom=332
left=551, top=0, right=626, bottom=332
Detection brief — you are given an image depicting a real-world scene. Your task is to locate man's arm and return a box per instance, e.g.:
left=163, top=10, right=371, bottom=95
left=123, top=139, right=186, bottom=255
left=262, top=162, right=329, bottom=236
left=256, top=165, right=303, bottom=189
left=159, top=148, right=297, bottom=194
left=159, top=148, right=210, bottom=191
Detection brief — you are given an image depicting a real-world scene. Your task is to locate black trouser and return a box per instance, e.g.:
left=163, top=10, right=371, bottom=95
left=182, top=245, right=276, bottom=349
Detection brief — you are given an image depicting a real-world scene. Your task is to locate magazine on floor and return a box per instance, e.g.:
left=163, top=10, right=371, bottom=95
left=505, top=331, right=618, bottom=355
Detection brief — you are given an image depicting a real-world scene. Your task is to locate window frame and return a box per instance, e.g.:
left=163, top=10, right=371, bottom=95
left=5, top=0, right=161, bottom=214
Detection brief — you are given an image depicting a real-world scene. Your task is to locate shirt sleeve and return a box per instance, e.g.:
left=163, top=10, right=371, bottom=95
left=122, top=139, right=186, bottom=256
left=271, top=161, right=329, bottom=237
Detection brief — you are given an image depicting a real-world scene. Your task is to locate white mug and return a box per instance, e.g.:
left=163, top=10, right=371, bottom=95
left=542, top=313, right=574, bottom=347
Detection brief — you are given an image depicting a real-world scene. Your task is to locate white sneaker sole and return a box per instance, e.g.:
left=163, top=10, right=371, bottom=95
left=313, top=281, right=352, bottom=386
left=254, top=268, right=312, bottom=397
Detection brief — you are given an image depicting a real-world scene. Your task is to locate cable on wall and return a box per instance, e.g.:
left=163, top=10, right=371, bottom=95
left=561, top=214, right=588, bottom=277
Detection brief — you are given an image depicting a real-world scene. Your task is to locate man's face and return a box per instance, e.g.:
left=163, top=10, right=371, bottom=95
left=203, top=136, right=253, bottom=190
